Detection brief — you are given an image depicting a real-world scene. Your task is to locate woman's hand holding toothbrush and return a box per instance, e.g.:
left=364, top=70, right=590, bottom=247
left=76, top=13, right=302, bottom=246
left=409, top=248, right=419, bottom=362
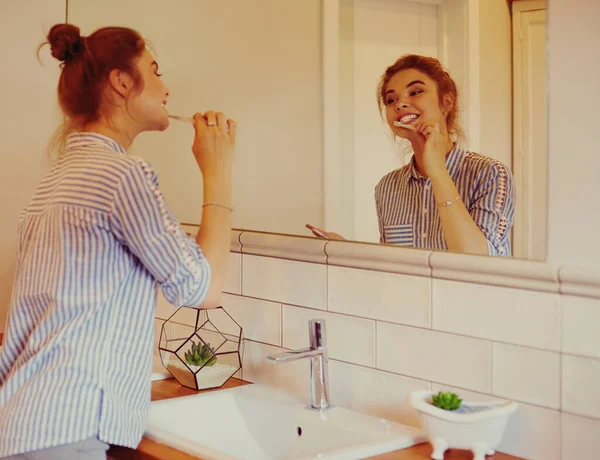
left=190, top=110, right=238, bottom=308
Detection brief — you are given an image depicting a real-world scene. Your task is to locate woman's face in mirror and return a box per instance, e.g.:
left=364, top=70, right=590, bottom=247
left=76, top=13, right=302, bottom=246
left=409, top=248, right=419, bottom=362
left=384, top=68, right=444, bottom=141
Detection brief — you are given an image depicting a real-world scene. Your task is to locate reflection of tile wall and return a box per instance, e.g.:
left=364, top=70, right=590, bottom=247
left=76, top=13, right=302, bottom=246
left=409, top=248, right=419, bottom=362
left=153, top=230, right=600, bottom=460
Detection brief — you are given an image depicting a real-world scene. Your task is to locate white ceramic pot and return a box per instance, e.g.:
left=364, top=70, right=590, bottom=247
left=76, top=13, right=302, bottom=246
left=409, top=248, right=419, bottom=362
left=409, top=390, right=518, bottom=460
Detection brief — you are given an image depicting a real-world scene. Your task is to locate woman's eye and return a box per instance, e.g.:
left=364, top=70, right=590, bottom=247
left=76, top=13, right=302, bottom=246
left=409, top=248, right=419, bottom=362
left=156, top=73, right=163, bottom=77
left=409, top=89, right=423, bottom=96
left=386, top=98, right=396, bottom=105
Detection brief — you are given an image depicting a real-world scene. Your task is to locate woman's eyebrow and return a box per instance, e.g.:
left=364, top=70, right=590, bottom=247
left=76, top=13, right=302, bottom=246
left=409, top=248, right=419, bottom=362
left=406, top=80, right=425, bottom=88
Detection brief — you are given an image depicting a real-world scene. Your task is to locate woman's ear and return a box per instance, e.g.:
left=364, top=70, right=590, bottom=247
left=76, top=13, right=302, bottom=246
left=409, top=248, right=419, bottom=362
left=107, top=69, right=134, bottom=99
left=442, top=93, right=454, bottom=116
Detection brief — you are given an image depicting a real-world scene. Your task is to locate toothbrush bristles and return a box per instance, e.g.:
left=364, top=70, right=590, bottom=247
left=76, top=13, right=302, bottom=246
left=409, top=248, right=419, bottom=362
left=393, top=121, right=415, bottom=130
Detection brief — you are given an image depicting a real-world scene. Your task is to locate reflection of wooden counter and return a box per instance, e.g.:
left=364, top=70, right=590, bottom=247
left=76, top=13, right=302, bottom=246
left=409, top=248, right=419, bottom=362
left=0, top=334, right=522, bottom=459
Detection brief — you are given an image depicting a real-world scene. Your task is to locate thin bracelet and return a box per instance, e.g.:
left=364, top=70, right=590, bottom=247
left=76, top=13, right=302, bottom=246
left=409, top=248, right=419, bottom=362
left=203, top=202, right=233, bottom=212
left=437, top=196, right=461, bottom=207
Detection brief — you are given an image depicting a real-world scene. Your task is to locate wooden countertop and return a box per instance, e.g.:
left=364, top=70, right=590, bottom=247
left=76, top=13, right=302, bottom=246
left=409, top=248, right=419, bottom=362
left=0, top=334, right=522, bottom=460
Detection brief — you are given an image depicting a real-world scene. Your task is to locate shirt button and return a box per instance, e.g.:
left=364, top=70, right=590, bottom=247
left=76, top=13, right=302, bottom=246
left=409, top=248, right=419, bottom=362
left=423, top=208, right=428, bottom=213
left=422, top=233, right=427, bottom=238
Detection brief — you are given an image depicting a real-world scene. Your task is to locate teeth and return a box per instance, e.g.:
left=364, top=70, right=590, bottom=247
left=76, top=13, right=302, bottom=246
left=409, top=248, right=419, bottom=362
left=400, top=114, right=418, bottom=123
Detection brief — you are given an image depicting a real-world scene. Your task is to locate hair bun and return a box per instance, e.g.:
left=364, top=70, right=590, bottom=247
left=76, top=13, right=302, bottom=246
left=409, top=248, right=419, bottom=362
left=48, top=24, right=84, bottom=62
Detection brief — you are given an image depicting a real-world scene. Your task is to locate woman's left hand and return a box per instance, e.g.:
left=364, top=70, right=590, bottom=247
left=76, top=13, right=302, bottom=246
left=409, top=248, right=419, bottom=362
left=414, top=120, right=449, bottom=178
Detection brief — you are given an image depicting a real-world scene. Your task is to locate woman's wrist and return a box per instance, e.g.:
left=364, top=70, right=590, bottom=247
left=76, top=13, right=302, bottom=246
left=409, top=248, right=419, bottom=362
left=428, top=167, right=451, bottom=184
left=203, top=175, right=232, bottom=203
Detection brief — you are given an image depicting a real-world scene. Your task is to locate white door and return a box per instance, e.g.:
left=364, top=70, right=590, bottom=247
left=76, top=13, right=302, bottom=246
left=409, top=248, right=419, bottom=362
left=512, top=2, right=548, bottom=260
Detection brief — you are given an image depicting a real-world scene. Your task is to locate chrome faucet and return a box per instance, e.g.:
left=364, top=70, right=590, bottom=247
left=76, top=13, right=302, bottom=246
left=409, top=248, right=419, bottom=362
left=267, top=319, right=331, bottom=410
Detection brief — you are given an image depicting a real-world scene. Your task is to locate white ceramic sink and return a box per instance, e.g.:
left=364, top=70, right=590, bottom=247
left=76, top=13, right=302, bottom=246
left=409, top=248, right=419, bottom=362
left=144, top=384, right=426, bottom=459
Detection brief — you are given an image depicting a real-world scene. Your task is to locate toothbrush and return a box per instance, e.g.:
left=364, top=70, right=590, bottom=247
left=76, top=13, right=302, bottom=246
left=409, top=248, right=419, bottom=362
left=168, top=114, right=229, bottom=132
left=393, top=120, right=416, bottom=130
left=168, top=114, right=194, bottom=123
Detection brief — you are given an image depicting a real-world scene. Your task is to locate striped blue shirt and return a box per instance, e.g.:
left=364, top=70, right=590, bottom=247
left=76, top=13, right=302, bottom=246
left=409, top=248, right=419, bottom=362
left=375, top=146, right=515, bottom=256
left=0, top=133, right=211, bottom=456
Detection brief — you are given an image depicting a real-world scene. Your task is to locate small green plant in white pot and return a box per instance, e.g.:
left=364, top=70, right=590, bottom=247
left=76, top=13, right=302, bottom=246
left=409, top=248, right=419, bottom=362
left=431, top=392, right=463, bottom=411
left=410, top=390, right=518, bottom=460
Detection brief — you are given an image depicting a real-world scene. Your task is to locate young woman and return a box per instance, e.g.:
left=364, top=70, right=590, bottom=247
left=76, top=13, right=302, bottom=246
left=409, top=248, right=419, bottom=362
left=0, top=23, right=236, bottom=459
left=309, top=55, right=515, bottom=257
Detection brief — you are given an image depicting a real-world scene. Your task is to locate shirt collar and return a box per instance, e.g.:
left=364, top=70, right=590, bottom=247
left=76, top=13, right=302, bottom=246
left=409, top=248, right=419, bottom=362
left=65, top=132, right=127, bottom=155
left=406, top=144, right=466, bottom=183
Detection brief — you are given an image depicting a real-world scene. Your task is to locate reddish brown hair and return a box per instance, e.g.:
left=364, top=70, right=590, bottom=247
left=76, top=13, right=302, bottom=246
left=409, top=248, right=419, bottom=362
left=376, top=54, right=464, bottom=141
left=39, top=24, right=146, bottom=155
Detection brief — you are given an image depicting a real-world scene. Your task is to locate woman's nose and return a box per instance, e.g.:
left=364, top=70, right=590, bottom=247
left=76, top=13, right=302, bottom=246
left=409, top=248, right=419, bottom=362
left=395, top=101, right=409, bottom=111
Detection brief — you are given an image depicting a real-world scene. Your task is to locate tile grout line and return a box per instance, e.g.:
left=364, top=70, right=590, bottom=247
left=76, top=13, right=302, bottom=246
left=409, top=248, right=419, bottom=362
left=374, top=321, right=378, bottom=368
left=558, top=296, right=564, bottom=416
left=559, top=351, right=564, bottom=414
left=280, top=303, right=283, bottom=348
left=240, top=248, right=244, bottom=296
left=561, top=410, right=600, bottom=423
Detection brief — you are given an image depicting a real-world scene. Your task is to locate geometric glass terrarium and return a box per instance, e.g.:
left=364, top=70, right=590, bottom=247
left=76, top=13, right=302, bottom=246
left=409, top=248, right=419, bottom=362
left=158, top=306, right=243, bottom=390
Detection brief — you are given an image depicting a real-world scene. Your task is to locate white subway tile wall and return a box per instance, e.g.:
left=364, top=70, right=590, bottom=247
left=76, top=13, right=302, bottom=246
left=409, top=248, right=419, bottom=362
left=223, top=252, right=242, bottom=295
left=329, top=360, right=430, bottom=428
left=328, top=266, right=430, bottom=327
left=492, top=343, right=561, bottom=409
left=561, top=294, right=600, bottom=359
left=242, top=255, right=327, bottom=309
left=377, top=322, right=492, bottom=392
left=561, top=413, right=600, bottom=460
left=561, top=354, right=600, bottom=419
left=282, top=305, right=375, bottom=367
left=219, top=294, right=281, bottom=346
left=152, top=246, right=600, bottom=460
left=241, top=340, right=309, bottom=399
left=432, top=279, right=561, bottom=351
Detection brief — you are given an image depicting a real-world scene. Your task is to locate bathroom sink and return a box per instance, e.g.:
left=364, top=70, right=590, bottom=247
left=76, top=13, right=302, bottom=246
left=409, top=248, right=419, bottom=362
left=144, top=383, right=426, bottom=459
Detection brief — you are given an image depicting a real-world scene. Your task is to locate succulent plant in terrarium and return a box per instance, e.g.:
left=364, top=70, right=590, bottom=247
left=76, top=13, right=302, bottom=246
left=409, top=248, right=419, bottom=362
left=184, top=340, right=217, bottom=368
left=431, top=391, right=462, bottom=411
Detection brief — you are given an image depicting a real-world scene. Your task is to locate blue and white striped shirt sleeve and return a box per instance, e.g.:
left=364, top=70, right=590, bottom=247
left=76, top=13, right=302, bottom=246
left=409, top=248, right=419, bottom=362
left=469, top=161, right=515, bottom=256
left=109, top=158, right=211, bottom=307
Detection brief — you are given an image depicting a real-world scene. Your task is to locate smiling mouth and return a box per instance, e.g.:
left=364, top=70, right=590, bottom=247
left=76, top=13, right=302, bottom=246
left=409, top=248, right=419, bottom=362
left=398, top=113, right=420, bottom=124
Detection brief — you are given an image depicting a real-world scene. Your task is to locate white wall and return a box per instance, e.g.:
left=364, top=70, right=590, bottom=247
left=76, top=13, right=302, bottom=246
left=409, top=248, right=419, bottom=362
left=547, top=0, right=600, bottom=267
left=334, top=0, right=440, bottom=243
left=0, top=1, right=64, bottom=332
left=68, top=0, right=323, bottom=236
left=437, top=0, right=469, bottom=139
left=477, top=0, right=512, bottom=167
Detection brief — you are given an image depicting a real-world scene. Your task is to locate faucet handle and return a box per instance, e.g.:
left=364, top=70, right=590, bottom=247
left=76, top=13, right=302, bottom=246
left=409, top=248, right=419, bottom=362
left=309, top=319, right=326, bottom=349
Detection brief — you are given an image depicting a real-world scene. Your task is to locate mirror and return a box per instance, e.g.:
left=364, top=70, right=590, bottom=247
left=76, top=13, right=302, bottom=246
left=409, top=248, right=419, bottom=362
left=66, top=0, right=548, bottom=260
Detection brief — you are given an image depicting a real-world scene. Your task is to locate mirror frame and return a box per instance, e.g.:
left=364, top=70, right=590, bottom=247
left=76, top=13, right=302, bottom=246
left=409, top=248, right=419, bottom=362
left=181, top=224, right=600, bottom=298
